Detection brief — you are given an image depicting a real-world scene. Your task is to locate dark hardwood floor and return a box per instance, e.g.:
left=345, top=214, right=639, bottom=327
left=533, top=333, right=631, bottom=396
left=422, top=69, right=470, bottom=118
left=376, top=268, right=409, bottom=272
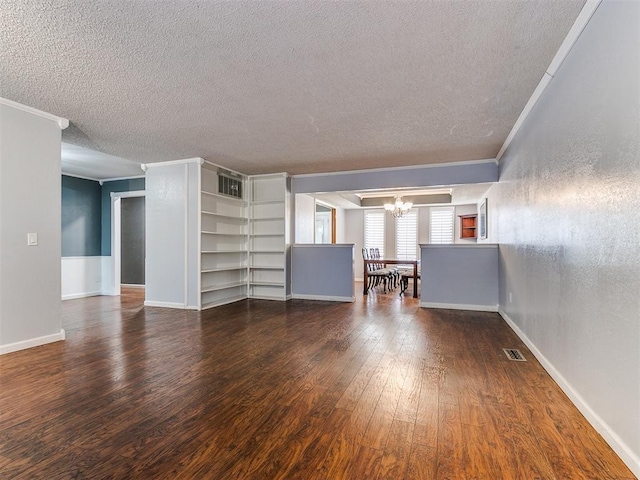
left=0, top=287, right=634, bottom=479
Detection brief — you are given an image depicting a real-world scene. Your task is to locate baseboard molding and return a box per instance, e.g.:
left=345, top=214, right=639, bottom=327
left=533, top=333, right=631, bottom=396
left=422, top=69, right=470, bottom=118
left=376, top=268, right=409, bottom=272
left=498, top=308, right=640, bottom=478
left=62, top=291, right=102, bottom=301
left=121, top=284, right=145, bottom=289
left=100, top=290, right=118, bottom=296
left=285, top=294, right=293, bottom=301
left=292, top=294, right=355, bottom=303
left=420, top=301, right=499, bottom=312
left=0, top=329, right=66, bottom=355
left=143, top=301, right=186, bottom=309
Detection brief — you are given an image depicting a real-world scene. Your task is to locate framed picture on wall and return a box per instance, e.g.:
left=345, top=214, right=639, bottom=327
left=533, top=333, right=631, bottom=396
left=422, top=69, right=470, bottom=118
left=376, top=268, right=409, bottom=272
left=479, top=199, right=488, bottom=240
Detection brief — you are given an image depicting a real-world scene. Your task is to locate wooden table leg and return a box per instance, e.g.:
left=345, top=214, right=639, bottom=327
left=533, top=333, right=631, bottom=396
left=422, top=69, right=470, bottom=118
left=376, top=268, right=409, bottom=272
left=363, top=263, right=369, bottom=295
left=413, top=263, right=418, bottom=298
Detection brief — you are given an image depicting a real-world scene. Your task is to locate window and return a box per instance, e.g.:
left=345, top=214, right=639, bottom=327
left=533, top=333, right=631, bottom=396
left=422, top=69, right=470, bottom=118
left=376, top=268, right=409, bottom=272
left=364, top=210, right=385, bottom=258
left=396, top=211, right=417, bottom=260
left=430, top=207, right=454, bottom=244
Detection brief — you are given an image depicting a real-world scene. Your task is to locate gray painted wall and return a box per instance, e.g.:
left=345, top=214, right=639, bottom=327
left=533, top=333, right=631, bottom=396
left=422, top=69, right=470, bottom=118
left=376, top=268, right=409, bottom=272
left=292, top=160, right=498, bottom=194
left=101, top=177, right=145, bottom=256
left=292, top=244, right=354, bottom=300
left=120, top=197, right=145, bottom=285
left=420, top=245, right=498, bottom=309
left=0, top=104, right=63, bottom=347
left=145, top=164, right=187, bottom=306
left=486, top=0, right=639, bottom=470
left=61, top=175, right=101, bottom=257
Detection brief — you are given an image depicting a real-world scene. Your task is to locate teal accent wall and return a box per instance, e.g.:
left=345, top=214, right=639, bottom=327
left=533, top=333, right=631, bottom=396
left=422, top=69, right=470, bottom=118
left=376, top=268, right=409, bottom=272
left=101, top=178, right=145, bottom=256
left=62, top=175, right=102, bottom=256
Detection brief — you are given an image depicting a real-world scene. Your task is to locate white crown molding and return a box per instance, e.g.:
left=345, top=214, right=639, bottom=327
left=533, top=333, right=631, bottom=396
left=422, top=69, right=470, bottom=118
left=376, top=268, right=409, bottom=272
left=292, top=158, right=498, bottom=179
left=497, top=0, right=603, bottom=161
left=141, top=157, right=204, bottom=171
left=100, top=174, right=145, bottom=184
left=0, top=97, right=69, bottom=129
left=62, top=172, right=102, bottom=183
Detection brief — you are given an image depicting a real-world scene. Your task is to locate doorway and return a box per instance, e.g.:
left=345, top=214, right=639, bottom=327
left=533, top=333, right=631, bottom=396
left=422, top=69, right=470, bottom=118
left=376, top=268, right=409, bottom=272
left=110, top=190, right=145, bottom=295
left=120, top=197, right=145, bottom=287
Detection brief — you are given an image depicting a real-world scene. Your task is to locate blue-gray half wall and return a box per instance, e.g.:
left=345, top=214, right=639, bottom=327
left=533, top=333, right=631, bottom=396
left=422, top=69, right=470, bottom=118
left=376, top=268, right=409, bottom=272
left=62, top=175, right=102, bottom=256
left=61, top=175, right=145, bottom=257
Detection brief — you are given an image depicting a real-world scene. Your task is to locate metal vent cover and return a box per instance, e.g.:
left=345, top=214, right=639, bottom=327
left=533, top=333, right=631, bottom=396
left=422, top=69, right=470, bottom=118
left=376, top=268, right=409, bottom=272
left=503, top=348, right=526, bottom=361
left=218, top=173, right=242, bottom=199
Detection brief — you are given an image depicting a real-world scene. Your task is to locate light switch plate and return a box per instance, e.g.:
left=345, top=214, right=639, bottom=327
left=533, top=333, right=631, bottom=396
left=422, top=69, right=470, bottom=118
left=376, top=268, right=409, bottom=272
left=27, top=233, right=38, bottom=246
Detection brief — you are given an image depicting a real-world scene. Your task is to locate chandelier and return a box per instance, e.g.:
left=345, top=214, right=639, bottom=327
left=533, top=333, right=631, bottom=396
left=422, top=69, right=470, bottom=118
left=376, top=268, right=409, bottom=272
left=384, top=195, right=413, bottom=218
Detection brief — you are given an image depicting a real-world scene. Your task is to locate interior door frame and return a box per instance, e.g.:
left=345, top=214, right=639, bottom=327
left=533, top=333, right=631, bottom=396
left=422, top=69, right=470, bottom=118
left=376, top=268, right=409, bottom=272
left=110, top=190, right=145, bottom=296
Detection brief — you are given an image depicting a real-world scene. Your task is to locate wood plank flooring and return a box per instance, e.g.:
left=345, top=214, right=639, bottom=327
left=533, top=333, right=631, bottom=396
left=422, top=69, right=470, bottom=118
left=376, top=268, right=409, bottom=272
left=0, top=288, right=634, bottom=479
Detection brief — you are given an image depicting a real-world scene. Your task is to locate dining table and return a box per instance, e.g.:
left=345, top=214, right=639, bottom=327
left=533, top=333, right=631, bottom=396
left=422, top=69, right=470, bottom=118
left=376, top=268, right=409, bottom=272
left=363, top=259, right=419, bottom=298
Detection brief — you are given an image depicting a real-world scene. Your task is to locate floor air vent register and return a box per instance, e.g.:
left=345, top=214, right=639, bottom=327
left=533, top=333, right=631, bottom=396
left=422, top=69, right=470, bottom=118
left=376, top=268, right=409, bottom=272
left=503, top=348, right=526, bottom=361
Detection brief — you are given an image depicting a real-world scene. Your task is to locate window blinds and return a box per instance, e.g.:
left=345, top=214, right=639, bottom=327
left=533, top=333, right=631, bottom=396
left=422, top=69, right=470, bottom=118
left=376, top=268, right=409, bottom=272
left=396, top=211, right=417, bottom=260
left=430, top=207, right=454, bottom=244
left=364, top=210, right=385, bottom=258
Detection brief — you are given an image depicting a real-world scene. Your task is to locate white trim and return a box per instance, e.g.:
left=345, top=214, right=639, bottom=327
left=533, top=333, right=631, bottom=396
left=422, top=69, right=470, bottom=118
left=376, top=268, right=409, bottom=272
left=285, top=294, right=293, bottom=301
left=62, top=291, right=102, bottom=300
left=143, top=301, right=186, bottom=309
left=496, top=73, right=552, bottom=161
left=292, top=158, right=497, bottom=178
left=183, top=164, right=189, bottom=308
left=496, top=0, right=602, bottom=162
left=419, top=243, right=498, bottom=249
left=62, top=172, right=102, bottom=183
left=110, top=190, right=145, bottom=199
left=0, top=97, right=69, bottom=129
left=61, top=255, right=103, bottom=260
left=112, top=197, right=122, bottom=297
left=498, top=308, right=640, bottom=478
left=204, top=160, right=247, bottom=178
left=420, top=302, right=499, bottom=312
left=292, top=294, right=355, bottom=303
left=141, top=157, right=204, bottom=171
left=546, top=0, right=602, bottom=76
left=120, top=284, right=144, bottom=289
left=0, top=329, right=66, bottom=355
left=101, top=174, right=145, bottom=183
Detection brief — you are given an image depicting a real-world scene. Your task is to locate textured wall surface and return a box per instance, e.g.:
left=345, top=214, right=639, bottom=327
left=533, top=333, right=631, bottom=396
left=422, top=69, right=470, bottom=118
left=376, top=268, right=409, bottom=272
left=486, top=0, right=639, bottom=468
left=61, top=175, right=101, bottom=257
left=0, top=104, right=62, bottom=346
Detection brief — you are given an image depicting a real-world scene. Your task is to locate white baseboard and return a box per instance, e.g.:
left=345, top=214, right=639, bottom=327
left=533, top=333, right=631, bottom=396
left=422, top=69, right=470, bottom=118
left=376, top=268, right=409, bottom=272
left=100, top=290, right=118, bottom=296
left=292, top=294, right=355, bottom=303
left=498, top=308, right=640, bottom=478
left=285, top=294, right=293, bottom=301
left=62, top=291, right=102, bottom=301
left=420, top=301, right=498, bottom=312
left=143, top=301, right=186, bottom=309
left=121, top=284, right=145, bottom=289
left=0, top=329, right=66, bottom=355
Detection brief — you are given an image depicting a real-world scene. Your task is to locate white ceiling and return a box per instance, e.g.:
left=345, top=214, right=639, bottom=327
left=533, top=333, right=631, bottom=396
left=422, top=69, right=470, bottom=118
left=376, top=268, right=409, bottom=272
left=61, top=143, right=143, bottom=180
left=1, top=1, right=585, bottom=176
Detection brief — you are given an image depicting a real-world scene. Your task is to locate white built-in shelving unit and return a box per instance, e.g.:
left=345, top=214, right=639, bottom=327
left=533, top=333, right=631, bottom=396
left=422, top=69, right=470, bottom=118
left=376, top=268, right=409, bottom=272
left=248, top=173, right=290, bottom=300
left=199, top=162, right=249, bottom=309
left=144, top=158, right=290, bottom=311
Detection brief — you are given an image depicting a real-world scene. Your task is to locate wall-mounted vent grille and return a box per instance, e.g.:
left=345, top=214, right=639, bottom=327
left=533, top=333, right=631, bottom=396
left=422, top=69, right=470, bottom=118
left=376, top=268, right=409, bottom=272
left=503, top=348, right=526, bottom=361
left=218, top=172, right=242, bottom=199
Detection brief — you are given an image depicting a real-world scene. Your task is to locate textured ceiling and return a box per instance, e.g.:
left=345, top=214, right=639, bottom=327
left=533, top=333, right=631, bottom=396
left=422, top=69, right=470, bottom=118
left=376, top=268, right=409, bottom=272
left=1, top=0, right=585, bottom=175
